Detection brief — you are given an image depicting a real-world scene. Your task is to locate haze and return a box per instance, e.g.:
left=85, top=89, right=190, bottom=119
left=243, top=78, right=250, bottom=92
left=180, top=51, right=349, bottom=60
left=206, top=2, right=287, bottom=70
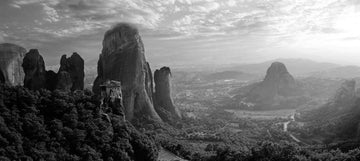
left=1, top=0, right=360, bottom=67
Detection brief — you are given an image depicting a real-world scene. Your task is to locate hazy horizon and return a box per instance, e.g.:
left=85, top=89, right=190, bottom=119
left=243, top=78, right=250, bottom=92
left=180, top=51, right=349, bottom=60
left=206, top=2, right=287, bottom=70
left=1, top=0, right=360, bottom=67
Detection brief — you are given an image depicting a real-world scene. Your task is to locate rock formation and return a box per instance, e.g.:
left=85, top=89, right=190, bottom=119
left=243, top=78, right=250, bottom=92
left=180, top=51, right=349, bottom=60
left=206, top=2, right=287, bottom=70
left=22, top=49, right=84, bottom=91
left=45, top=70, right=57, bottom=91
left=58, top=53, right=84, bottom=91
left=22, top=49, right=47, bottom=90
left=247, top=62, right=298, bottom=102
left=0, top=43, right=26, bottom=86
left=233, top=62, right=303, bottom=110
left=329, top=79, right=356, bottom=108
left=56, top=71, right=73, bottom=91
left=154, top=67, right=181, bottom=120
left=93, top=23, right=161, bottom=122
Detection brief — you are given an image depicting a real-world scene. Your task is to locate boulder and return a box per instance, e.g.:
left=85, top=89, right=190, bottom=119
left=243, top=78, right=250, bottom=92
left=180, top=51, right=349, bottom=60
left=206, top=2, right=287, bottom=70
left=58, top=53, right=84, bottom=91
left=0, top=43, right=26, bottom=85
left=22, top=49, right=47, bottom=90
left=93, top=23, right=161, bottom=122
left=154, top=67, right=181, bottom=120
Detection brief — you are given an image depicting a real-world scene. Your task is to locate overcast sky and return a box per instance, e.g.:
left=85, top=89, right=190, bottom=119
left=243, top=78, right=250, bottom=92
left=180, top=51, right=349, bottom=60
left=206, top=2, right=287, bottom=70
left=1, top=0, right=360, bottom=67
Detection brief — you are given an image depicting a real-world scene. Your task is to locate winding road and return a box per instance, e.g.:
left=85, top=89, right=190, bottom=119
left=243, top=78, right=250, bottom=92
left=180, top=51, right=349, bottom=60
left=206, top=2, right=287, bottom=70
left=283, top=114, right=301, bottom=143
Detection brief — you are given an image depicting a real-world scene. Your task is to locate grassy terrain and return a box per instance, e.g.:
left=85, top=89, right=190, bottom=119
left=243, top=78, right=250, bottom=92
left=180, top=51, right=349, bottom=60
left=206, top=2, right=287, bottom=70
left=158, top=148, right=187, bottom=161
left=225, top=109, right=296, bottom=120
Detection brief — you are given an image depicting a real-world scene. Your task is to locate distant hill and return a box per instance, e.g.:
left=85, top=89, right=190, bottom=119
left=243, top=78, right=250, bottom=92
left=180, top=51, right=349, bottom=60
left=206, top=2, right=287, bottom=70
left=223, top=58, right=339, bottom=77
left=228, top=62, right=307, bottom=110
left=308, top=66, right=360, bottom=79
left=300, top=80, right=360, bottom=141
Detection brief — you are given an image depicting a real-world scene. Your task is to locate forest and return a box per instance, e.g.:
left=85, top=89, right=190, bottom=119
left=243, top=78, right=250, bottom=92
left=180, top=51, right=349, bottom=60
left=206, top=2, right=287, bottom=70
left=2, top=84, right=360, bottom=161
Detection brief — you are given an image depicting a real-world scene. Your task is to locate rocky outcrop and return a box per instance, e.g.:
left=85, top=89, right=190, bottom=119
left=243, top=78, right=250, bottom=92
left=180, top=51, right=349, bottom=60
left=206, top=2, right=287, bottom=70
left=235, top=62, right=302, bottom=110
left=58, top=53, right=84, bottom=91
left=247, top=62, right=297, bottom=101
left=56, top=71, right=73, bottom=91
left=93, top=23, right=161, bottom=122
left=0, top=43, right=26, bottom=86
left=46, top=70, right=57, bottom=91
left=22, top=49, right=84, bottom=91
left=154, top=67, right=181, bottom=120
left=329, top=80, right=356, bottom=107
left=22, top=49, right=47, bottom=90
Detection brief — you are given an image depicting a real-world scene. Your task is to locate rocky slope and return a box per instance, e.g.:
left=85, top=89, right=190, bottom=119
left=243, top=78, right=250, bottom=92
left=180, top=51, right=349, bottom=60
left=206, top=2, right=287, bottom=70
left=92, top=23, right=161, bottom=122
left=302, top=80, right=358, bottom=121
left=330, top=80, right=356, bottom=108
left=154, top=67, right=182, bottom=121
left=300, top=80, right=360, bottom=141
left=0, top=43, right=26, bottom=86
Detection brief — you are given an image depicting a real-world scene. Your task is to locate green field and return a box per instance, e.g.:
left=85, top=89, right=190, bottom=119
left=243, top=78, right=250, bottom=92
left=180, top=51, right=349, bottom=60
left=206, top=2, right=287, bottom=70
left=225, top=109, right=296, bottom=120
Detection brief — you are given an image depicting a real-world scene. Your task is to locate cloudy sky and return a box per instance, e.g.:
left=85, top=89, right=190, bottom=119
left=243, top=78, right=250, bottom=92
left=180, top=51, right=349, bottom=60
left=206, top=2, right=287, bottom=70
left=1, top=0, right=360, bottom=68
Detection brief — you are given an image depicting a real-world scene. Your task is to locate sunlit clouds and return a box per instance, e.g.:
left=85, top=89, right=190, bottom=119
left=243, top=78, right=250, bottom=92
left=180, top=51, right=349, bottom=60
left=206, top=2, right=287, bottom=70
left=0, top=0, right=360, bottom=66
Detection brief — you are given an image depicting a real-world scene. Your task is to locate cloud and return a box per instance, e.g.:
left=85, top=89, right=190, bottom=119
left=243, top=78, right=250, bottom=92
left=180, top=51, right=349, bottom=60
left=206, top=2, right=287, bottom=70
left=4, top=0, right=360, bottom=51
left=9, top=3, right=21, bottom=8
left=190, top=2, right=220, bottom=13
left=41, top=3, right=60, bottom=22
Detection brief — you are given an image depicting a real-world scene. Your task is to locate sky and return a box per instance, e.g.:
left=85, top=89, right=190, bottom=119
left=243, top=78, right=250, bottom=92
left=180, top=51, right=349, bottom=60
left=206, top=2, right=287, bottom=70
left=1, top=0, right=360, bottom=68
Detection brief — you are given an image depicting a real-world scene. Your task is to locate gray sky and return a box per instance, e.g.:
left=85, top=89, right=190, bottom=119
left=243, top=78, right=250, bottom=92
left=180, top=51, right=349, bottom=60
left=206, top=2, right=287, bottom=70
left=1, top=0, right=360, bottom=67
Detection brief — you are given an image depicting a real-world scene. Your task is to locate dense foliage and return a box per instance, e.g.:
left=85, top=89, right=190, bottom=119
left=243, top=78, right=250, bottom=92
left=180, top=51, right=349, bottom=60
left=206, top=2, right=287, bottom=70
left=0, top=85, right=158, bottom=161
left=149, top=109, right=360, bottom=161
left=157, top=134, right=360, bottom=161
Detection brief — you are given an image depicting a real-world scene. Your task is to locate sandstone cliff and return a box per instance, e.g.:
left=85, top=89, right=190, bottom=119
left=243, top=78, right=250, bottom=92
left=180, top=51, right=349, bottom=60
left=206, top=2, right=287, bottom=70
left=154, top=67, right=182, bottom=120
left=0, top=43, right=26, bottom=86
left=58, top=53, right=84, bottom=91
left=22, top=49, right=47, bottom=90
left=93, top=23, right=161, bottom=122
left=56, top=71, right=73, bottom=91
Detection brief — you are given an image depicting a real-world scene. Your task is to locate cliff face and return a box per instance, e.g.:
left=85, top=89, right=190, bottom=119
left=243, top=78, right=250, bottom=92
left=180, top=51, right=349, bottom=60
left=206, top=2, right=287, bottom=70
left=154, top=67, right=181, bottom=120
left=56, top=71, right=73, bottom=91
left=22, top=49, right=84, bottom=91
left=0, top=43, right=26, bottom=86
left=93, top=23, right=161, bottom=122
left=58, top=53, right=84, bottom=91
left=22, top=49, right=47, bottom=90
